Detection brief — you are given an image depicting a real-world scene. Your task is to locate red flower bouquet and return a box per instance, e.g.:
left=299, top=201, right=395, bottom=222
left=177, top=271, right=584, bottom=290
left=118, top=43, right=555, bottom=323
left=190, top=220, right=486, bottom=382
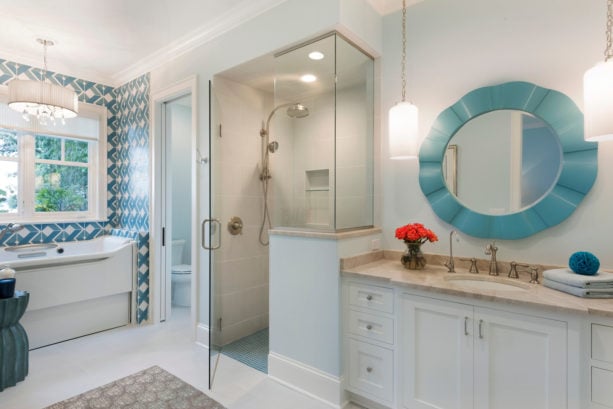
left=395, top=223, right=438, bottom=244
left=395, top=223, right=438, bottom=270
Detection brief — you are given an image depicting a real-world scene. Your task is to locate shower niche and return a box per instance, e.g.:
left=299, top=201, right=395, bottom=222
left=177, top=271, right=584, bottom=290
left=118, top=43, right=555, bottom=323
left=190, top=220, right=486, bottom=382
left=272, top=33, right=374, bottom=231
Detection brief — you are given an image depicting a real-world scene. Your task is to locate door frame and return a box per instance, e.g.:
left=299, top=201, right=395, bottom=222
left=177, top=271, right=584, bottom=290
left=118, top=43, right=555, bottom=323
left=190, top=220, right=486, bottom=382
left=150, top=75, right=198, bottom=333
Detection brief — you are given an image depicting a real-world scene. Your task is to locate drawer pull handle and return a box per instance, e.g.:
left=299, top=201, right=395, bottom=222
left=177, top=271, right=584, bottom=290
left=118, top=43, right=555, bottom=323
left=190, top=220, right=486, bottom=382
left=366, top=294, right=373, bottom=301
left=366, top=324, right=373, bottom=330
left=366, top=366, right=373, bottom=373
left=479, top=319, right=484, bottom=339
left=464, top=316, right=469, bottom=336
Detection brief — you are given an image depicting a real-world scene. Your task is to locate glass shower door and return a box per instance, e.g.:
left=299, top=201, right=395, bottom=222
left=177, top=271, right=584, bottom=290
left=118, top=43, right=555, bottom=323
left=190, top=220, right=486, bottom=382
left=207, top=80, right=222, bottom=388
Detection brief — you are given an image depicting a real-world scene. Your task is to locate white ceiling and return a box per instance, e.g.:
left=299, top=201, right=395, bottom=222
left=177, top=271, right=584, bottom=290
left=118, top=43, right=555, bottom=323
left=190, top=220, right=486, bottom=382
left=0, top=0, right=421, bottom=87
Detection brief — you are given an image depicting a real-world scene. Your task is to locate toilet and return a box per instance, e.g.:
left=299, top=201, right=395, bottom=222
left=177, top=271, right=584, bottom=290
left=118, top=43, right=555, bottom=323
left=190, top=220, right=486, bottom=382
left=171, top=239, right=191, bottom=307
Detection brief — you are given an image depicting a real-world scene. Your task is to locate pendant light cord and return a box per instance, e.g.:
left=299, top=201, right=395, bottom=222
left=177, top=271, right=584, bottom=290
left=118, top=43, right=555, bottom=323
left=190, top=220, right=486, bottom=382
left=401, top=0, right=407, bottom=102
left=39, top=39, right=52, bottom=82
left=606, top=0, right=613, bottom=61
left=43, top=41, right=48, bottom=79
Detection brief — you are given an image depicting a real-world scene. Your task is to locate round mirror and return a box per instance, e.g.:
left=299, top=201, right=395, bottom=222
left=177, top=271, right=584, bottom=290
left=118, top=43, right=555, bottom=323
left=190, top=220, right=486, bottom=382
left=443, top=110, right=562, bottom=215
left=419, top=81, right=598, bottom=240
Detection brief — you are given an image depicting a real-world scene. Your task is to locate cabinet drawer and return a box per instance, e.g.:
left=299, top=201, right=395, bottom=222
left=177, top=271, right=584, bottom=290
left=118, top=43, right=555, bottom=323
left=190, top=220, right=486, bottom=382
left=592, top=366, right=613, bottom=407
left=592, top=324, right=613, bottom=364
left=348, top=338, right=394, bottom=402
left=348, top=309, right=394, bottom=345
left=348, top=282, right=394, bottom=314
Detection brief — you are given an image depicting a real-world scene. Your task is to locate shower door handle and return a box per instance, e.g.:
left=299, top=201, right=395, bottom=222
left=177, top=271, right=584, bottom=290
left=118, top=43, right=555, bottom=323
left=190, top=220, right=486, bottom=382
left=201, top=219, right=221, bottom=250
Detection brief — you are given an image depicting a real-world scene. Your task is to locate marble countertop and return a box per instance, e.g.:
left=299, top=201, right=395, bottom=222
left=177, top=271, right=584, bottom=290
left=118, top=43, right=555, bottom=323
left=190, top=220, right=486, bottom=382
left=341, top=251, right=613, bottom=318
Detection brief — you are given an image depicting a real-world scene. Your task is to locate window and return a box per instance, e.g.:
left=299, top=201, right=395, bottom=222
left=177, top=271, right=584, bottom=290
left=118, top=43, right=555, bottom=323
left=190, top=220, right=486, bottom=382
left=0, top=91, right=107, bottom=222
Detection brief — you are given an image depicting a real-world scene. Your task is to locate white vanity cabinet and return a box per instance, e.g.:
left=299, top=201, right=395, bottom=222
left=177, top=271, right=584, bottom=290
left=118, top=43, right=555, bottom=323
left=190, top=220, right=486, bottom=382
left=343, top=280, right=396, bottom=406
left=401, top=293, right=568, bottom=409
left=590, top=318, right=613, bottom=408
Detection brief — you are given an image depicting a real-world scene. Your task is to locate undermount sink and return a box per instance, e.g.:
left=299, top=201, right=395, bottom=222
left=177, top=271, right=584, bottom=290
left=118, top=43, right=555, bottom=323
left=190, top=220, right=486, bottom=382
left=444, top=274, right=530, bottom=291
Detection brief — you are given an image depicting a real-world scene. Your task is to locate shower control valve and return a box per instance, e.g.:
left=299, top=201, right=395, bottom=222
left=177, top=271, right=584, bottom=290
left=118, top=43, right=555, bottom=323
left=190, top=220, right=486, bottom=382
left=228, top=216, right=244, bottom=235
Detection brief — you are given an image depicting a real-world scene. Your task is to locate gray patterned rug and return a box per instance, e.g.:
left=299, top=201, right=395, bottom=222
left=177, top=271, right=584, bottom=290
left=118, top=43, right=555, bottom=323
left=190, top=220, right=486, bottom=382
left=44, top=366, right=225, bottom=409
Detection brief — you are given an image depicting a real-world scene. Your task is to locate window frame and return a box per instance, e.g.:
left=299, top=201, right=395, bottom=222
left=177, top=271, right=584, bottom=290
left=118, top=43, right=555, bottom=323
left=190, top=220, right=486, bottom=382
left=0, top=90, right=107, bottom=223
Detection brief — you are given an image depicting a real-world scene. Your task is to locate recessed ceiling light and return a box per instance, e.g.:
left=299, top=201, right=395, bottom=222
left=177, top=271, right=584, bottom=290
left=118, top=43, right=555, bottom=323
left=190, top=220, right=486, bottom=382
left=308, top=51, right=324, bottom=60
left=300, top=74, right=317, bottom=83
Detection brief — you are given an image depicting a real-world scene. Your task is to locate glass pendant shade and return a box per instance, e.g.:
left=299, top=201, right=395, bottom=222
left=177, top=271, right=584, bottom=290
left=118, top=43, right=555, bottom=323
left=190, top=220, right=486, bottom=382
left=584, top=60, right=613, bottom=141
left=8, top=79, right=78, bottom=122
left=389, top=101, right=419, bottom=159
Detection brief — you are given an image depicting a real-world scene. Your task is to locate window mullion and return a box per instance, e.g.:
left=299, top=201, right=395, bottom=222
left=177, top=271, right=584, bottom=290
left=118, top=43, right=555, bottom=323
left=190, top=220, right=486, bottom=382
left=20, top=134, right=35, bottom=218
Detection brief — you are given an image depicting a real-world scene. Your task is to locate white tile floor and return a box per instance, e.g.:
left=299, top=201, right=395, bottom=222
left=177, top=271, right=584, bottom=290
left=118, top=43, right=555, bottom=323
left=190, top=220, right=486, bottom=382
left=2, top=307, right=363, bottom=409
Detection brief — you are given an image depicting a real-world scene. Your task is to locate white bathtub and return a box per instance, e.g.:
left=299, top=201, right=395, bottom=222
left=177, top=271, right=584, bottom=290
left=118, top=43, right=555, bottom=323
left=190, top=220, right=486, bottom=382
left=1, top=235, right=137, bottom=349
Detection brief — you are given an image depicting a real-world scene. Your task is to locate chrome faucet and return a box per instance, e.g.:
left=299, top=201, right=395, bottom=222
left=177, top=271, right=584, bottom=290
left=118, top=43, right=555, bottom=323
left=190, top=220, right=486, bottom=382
left=0, top=223, right=24, bottom=242
left=485, top=241, right=499, bottom=276
left=444, top=230, right=458, bottom=273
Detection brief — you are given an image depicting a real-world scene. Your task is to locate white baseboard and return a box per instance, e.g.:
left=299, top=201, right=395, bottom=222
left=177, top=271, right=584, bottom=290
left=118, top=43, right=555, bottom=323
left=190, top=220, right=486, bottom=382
left=196, top=323, right=209, bottom=349
left=268, top=352, right=343, bottom=408
left=346, top=391, right=392, bottom=409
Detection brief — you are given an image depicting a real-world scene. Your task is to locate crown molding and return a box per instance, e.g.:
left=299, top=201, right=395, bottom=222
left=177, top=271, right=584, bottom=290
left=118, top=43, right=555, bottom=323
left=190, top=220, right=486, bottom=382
left=112, top=0, right=288, bottom=87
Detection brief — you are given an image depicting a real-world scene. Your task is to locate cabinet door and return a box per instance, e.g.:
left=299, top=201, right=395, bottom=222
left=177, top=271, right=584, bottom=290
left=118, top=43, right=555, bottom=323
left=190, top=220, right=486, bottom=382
left=474, top=307, right=567, bottom=409
left=402, top=294, right=474, bottom=409
left=348, top=338, right=394, bottom=402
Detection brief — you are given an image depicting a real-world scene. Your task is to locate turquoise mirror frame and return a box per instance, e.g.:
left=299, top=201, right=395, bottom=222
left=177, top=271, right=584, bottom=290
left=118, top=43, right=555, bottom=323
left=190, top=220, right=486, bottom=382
left=419, top=81, right=598, bottom=240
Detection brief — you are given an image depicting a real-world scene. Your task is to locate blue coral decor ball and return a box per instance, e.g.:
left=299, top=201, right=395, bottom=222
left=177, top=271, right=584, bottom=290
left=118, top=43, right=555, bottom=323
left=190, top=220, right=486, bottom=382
left=569, top=251, right=600, bottom=275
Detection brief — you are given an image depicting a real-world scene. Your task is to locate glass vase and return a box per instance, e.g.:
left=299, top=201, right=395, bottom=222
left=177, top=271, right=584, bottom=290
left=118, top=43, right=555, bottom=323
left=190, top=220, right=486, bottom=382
left=401, top=242, right=426, bottom=270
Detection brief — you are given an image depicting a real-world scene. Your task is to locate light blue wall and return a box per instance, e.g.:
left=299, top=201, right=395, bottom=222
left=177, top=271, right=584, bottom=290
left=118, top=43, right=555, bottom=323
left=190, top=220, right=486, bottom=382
left=269, top=235, right=342, bottom=375
left=382, top=0, right=609, bottom=266
left=269, top=231, right=382, bottom=378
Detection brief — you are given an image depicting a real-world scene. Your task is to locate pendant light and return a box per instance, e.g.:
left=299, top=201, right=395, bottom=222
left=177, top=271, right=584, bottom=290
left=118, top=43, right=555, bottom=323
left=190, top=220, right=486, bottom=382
left=389, top=0, right=419, bottom=159
left=7, top=39, right=78, bottom=125
left=584, top=0, right=613, bottom=141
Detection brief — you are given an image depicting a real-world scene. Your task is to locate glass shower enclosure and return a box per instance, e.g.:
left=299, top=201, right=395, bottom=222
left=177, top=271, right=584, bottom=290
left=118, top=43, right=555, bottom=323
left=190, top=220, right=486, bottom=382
left=269, top=33, right=374, bottom=231
left=208, top=32, right=374, bottom=387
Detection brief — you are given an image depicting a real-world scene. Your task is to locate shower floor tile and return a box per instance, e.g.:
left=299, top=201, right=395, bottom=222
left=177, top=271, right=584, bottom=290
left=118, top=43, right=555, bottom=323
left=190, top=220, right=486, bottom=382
left=221, top=328, right=269, bottom=374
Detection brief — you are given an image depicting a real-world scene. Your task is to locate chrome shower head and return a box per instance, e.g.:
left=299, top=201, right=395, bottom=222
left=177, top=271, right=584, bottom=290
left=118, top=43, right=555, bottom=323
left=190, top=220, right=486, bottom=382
left=286, top=103, right=309, bottom=118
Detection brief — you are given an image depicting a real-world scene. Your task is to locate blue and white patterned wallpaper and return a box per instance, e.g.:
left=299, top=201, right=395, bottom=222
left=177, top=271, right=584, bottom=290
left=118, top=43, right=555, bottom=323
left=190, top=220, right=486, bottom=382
left=0, top=59, right=151, bottom=323
left=111, top=74, right=151, bottom=323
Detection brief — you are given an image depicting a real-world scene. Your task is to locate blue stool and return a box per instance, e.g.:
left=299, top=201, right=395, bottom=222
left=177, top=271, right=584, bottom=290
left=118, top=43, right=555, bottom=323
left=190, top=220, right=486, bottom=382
left=0, top=290, right=29, bottom=391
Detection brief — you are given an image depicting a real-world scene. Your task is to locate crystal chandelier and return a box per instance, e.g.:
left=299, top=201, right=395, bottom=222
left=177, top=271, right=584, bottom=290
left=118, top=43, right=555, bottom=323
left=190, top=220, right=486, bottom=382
left=8, top=39, right=78, bottom=125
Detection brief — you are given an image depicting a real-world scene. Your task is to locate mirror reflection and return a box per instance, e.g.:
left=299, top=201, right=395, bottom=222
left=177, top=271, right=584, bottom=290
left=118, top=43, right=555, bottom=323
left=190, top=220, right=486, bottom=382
left=443, top=110, right=562, bottom=215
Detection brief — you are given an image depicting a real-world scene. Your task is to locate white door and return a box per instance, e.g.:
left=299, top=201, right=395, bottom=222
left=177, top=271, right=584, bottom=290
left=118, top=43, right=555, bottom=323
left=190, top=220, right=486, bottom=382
left=402, top=294, right=474, bottom=409
left=473, top=307, right=567, bottom=409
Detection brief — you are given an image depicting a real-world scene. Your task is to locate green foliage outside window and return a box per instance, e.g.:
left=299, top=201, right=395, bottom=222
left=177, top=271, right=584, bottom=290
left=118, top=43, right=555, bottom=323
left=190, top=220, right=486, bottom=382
left=0, top=131, right=91, bottom=214
left=34, top=135, right=89, bottom=212
left=0, top=131, right=17, bottom=157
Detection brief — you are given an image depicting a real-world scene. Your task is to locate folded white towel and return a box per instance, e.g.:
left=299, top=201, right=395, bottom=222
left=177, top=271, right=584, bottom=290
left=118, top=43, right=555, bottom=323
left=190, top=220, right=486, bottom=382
left=543, top=279, right=613, bottom=298
left=542, top=268, right=613, bottom=289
